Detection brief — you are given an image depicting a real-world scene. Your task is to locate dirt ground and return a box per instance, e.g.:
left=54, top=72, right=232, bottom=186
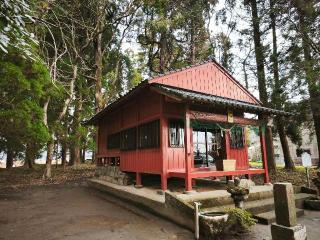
left=1, top=163, right=319, bottom=240
left=1, top=183, right=320, bottom=240
left=0, top=184, right=193, bottom=240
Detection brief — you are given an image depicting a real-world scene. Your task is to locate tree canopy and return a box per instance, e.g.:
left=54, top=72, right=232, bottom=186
left=1, top=0, right=320, bottom=173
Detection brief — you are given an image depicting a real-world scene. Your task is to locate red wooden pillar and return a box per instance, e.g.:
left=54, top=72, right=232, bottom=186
left=184, top=105, right=192, bottom=192
left=135, top=172, right=142, bottom=187
left=225, top=130, right=232, bottom=182
left=225, top=130, right=231, bottom=159
left=160, top=96, right=168, bottom=191
left=259, top=125, right=270, bottom=183
left=161, top=174, right=167, bottom=191
left=95, top=126, right=99, bottom=166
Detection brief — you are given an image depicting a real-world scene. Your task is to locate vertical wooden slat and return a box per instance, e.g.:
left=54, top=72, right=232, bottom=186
left=260, top=125, right=270, bottom=183
left=184, top=104, right=192, bottom=191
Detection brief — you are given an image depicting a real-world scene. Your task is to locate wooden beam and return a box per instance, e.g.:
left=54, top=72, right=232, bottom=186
left=260, top=125, right=270, bottom=183
left=160, top=95, right=168, bottom=191
left=190, top=111, right=260, bottom=126
left=167, top=168, right=265, bottom=179
left=184, top=104, right=192, bottom=191
left=190, top=169, right=265, bottom=178
left=225, top=130, right=231, bottom=159
left=150, top=86, right=182, bottom=102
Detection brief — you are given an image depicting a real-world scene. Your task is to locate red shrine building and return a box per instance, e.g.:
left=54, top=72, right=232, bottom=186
left=86, top=58, right=288, bottom=192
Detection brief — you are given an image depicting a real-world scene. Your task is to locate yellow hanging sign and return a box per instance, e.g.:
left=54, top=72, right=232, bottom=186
left=227, top=110, right=234, bottom=123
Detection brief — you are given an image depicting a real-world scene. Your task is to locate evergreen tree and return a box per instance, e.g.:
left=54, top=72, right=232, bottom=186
left=0, top=50, right=51, bottom=168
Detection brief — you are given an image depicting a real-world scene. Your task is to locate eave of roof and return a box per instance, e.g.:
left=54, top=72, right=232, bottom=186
left=84, top=57, right=291, bottom=125
left=151, top=83, right=292, bottom=116
left=83, top=81, right=149, bottom=125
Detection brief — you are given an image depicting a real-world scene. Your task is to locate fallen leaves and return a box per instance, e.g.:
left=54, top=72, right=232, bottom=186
left=0, top=164, right=96, bottom=191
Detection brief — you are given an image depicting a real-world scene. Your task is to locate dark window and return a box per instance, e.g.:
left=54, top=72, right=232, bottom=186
left=138, top=120, right=160, bottom=149
left=169, top=120, right=184, bottom=147
left=230, top=127, right=245, bottom=149
left=120, top=127, right=136, bottom=150
left=107, top=132, right=120, bottom=149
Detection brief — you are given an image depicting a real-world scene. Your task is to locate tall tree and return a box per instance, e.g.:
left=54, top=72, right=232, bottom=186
left=137, top=0, right=214, bottom=75
left=216, top=32, right=233, bottom=72
left=0, top=50, right=50, bottom=169
left=246, top=0, right=276, bottom=172
left=292, top=0, right=320, bottom=168
left=0, top=0, right=37, bottom=57
left=269, top=0, right=294, bottom=169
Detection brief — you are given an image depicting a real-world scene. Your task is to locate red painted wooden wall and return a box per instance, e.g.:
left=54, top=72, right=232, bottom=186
left=229, top=148, right=249, bottom=170
left=149, top=62, right=260, bottom=105
left=97, top=89, right=163, bottom=174
left=97, top=61, right=256, bottom=176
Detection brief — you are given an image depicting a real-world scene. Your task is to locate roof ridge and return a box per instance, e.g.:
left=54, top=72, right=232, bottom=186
left=151, top=82, right=259, bottom=106
left=151, top=83, right=291, bottom=116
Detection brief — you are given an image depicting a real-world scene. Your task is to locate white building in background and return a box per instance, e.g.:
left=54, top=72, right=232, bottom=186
left=274, top=128, right=319, bottom=166
left=248, top=126, right=319, bottom=166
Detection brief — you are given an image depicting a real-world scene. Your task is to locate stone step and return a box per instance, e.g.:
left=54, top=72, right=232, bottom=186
left=201, top=193, right=313, bottom=215
left=246, top=193, right=312, bottom=215
left=254, top=208, right=304, bottom=225
left=180, top=185, right=274, bottom=209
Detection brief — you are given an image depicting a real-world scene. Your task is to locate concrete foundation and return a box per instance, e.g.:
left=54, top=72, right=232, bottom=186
left=271, top=223, right=307, bottom=240
left=96, top=166, right=132, bottom=186
left=88, top=178, right=313, bottom=235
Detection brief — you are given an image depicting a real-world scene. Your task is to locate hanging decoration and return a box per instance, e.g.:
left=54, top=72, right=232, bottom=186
left=227, top=110, right=234, bottom=123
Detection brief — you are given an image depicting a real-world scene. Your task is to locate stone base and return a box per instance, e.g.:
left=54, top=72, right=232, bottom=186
left=183, top=190, right=197, bottom=195
left=271, top=223, right=307, bottom=240
left=96, top=166, right=132, bottom=186
left=301, top=186, right=318, bottom=195
left=156, top=190, right=164, bottom=195
left=228, top=179, right=255, bottom=189
left=304, top=197, right=320, bottom=210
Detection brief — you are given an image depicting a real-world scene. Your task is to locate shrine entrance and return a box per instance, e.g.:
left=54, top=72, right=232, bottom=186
left=192, top=122, right=225, bottom=168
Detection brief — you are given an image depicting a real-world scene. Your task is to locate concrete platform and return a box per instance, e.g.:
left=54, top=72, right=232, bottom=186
left=255, top=208, right=305, bottom=225
left=88, top=178, right=194, bottom=230
left=88, top=178, right=315, bottom=231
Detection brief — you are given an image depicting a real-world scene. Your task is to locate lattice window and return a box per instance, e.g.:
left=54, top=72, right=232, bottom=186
left=169, top=120, right=184, bottom=147
left=107, top=132, right=120, bottom=149
left=138, top=120, right=160, bottom=149
left=120, top=127, right=136, bottom=150
left=230, top=127, right=245, bottom=149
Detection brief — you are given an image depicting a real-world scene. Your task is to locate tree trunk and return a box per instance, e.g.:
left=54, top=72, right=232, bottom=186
left=249, top=0, right=276, bottom=172
left=242, top=59, right=249, bottom=89
left=270, top=0, right=294, bottom=170
left=190, top=18, right=196, bottom=64
left=294, top=0, right=320, bottom=168
left=93, top=10, right=105, bottom=166
left=250, top=0, right=268, bottom=103
left=70, top=98, right=82, bottom=166
left=266, top=125, right=276, bottom=171
left=92, top=150, right=95, bottom=164
left=6, top=146, right=14, bottom=169
left=159, top=33, right=167, bottom=73
left=276, top=118, right=294, bottom=169
left=61, top=141, right=67, bottom=168
left=25, top=143, right=34, bottom=169
left=81, top=145, right=86, bottom=163
left=94, top=23, right=104, bottom=113
left=44, top=136, right=54, bottom=179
